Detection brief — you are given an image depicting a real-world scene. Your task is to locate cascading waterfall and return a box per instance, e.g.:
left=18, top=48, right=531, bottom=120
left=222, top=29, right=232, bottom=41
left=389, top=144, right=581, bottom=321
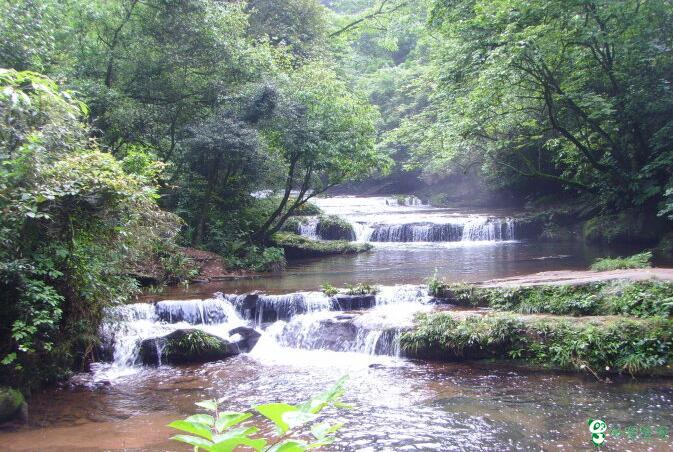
left=461, top=218, right=516, bottom=242
left=97, top=284, right=434, bottom=378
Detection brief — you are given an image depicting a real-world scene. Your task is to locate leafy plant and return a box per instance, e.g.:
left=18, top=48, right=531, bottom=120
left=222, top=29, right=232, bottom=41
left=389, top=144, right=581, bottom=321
left=344, top=283, right=378, bottom=295
left=168, top=376, right=350, bottom=451
left=321, top=283, right=339, bottom=297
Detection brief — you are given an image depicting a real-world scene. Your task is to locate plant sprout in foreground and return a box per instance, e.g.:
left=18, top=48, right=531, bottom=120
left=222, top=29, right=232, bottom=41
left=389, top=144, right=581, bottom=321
left=168, top=376, right=350, bottom=451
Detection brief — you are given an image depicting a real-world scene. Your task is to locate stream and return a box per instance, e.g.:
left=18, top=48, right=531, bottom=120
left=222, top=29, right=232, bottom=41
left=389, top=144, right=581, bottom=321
left=2, top=196, right=671, bottom=451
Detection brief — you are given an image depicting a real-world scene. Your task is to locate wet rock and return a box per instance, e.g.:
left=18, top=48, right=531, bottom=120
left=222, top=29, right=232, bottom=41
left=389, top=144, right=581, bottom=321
left=0, top=387, right=25, bottom=423
left=229, top=326, right=261, bottom=352
left=316, top=215, right=356, bottom=241
left=333, top=295, right=376, bottom=311
left=233, top=292, right=262, bottom=320
left=139, top=329, right=241, bottom=366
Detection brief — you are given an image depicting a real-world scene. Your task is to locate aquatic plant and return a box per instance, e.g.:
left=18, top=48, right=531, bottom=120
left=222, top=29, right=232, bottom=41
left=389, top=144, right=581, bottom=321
left=590, top=251, right=652, bottom=271
left=168, top=376, right=350, bottom=451
left=344, top=283, right=378, bottom=296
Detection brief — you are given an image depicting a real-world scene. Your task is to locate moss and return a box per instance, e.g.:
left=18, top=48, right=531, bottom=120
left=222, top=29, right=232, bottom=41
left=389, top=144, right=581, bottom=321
left=272, top=232, right=371, bottom=259
left=431, top=280, right=673, bottom=318
left=590, top=251, right=652, bottom=271
left=0, top=387, right=24, bottom=423
left=401, top=312, right=673, bottom=377
left=316, top=215, right=355, bottom=241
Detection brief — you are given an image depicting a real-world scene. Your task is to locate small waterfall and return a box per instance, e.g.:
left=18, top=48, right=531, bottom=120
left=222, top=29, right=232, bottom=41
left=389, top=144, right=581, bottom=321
left=298, top=217, right=319, bottom=239
left=236, top=292, right=333, bottom=324
left=375, top=285, right=430, bottom=305
left=100, top=296, right=246, bottom=369
left=155, top=295, right=241, bottom=325
left=369, top=223, right=463, bottom=242
left=461, top=218, right=516, bottom=241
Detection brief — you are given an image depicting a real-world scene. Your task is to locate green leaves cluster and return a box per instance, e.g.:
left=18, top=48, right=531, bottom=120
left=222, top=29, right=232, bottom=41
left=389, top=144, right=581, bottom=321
left=168, top=376, right=350, bottom=452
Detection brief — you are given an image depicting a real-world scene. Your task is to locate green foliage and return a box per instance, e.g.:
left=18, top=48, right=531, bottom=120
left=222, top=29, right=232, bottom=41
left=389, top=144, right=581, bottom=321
left=591, top=252, right=653, bottom=272
left=0, top=71, right=180, bottom=389
left=272, top=232, right=372, bottom=258
left=344, top=283, right=378, bottom=296
left=164, top=331, right=225, bottom=358
left=401, top=312, right=673, bottom=376
left=429, top=280, right=673, bottom=319
left=321, top=283, right=339, bottom=297
left=0, top=386, right=24, bottom=422
left=168, top=376, right=349, bottom=451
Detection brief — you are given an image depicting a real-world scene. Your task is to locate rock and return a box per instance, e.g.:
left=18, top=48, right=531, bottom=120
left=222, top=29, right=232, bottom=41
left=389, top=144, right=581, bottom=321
left=0, top=387, right=25, bottom=423
left=234, top=292, right=262, bottom=319
left=139, top=329, right=241, bottom=366
left=228, top=326, right=261, bottom=352
left=333, top=295, right=376, bottom=311
left=316, top=215, right=356, bottom=241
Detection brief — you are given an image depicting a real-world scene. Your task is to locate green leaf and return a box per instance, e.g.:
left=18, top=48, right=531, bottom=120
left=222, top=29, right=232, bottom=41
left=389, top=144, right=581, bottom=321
left=186, top=414, right=215, bottom=427
left=195, top=399, right=218, bottom=412
left=254, top=403, right=297, bottom=433
left=311, top=421, right=344, bottom=440
left=282, top=410, right=318, bottom=429
left=267, top=440, right=308, bottom=452
left=170, top=434, right=214, bottom=450
left=215, top=412, right=252, bottom=433
left=211, top=437, right=267, bottom=452
left=167, top=420, right=213, bottom=441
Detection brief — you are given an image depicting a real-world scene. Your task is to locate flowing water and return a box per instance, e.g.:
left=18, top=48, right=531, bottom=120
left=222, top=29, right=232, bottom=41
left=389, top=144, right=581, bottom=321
left=2, top=196, right=670, bottom=451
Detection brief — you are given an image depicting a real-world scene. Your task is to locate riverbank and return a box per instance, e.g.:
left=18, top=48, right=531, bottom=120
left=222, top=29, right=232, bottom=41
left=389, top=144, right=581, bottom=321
left=403, top=268, right=673, bottom=378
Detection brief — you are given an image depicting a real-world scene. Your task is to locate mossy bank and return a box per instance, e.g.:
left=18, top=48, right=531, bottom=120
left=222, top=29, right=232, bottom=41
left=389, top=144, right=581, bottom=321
left=272, top=232, right=371, bottom=259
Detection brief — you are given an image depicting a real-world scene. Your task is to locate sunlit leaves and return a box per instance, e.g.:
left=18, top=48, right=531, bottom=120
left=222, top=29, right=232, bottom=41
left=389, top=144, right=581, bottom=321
left=168, top=377, right=349, bottom=451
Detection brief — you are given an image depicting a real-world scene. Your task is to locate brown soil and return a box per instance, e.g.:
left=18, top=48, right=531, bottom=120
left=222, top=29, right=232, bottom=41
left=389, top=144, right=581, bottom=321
left=180, top=247, right=251, bottom=281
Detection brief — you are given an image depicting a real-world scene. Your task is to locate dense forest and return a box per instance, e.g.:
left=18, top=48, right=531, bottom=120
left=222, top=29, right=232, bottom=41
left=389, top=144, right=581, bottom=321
left=1, top=0, right=673, bottom=393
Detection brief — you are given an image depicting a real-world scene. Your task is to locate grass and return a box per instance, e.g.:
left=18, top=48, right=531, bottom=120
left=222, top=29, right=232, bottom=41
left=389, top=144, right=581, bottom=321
left=590, top=251, right=652, bottom=271
left=400, top=312, right=673, bottom=377
left=428, top=280, right=673, bottom=318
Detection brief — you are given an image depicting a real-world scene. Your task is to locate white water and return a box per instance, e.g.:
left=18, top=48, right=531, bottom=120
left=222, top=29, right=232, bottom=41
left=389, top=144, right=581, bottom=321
left=303, top=196, right=518, bottom=243
left=97, top=284, right=433, bottom=380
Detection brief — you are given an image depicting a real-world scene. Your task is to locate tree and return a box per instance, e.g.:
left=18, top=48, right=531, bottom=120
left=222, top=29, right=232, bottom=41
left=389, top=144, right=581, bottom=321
left=401, top=0, right=673, bottom=210
left=0, top=70, right=178, bottom=388
left=254, top=64, right=389, bottom=240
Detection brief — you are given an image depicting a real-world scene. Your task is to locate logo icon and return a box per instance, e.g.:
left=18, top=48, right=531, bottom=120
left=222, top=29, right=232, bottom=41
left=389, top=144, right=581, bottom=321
left=588, top=418, right=608, bottom=447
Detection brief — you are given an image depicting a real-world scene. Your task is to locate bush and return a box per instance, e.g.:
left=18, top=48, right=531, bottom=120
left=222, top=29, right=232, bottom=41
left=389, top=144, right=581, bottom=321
left=344, top=283, right=378, bottom=295
left=272, top=233, right=372, bottom=259
left=583, top=212, right=666, bottom=245
left=321, top=283, right=338, bottom=297
left=590, top=251, right=652, bottom=271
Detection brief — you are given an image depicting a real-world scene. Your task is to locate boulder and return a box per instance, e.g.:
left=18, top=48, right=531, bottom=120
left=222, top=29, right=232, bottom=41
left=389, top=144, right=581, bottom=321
left=139, top=329, right=241, bottom=366
left=316, top=215, right=356, bottom=241
left=228, top=326, right=261, bottom=352
left=0, top=387, right=25, bottom=423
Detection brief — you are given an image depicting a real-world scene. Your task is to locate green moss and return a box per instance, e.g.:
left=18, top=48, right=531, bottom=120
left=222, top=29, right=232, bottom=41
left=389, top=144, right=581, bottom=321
left=316, top=215, right=355, bottom=241
left=430, top=280, right=673, bottom=318
left=291, top=200, right=322, bottom=216
left=401, top=312, right=673, bottom=376
left=272, top=232, right=371, bottom=259
left=590, top=251, right=652, bottom=271
left=0, top=387, right=24, bottom=422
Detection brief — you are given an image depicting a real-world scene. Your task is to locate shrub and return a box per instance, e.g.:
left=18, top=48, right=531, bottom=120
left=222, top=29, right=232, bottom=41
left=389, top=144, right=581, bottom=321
left=344, top=283, right=378, bottom=295
left=590, top=251, right=652, bottom=271
left=321, top=283, right=338, bottom=297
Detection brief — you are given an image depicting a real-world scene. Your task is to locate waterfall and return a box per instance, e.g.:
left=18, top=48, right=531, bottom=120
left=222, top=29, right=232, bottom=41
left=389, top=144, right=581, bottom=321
left=461, top=218, right=516, bottom=241
left=369, top=223, right=463, bottom=242
left=298, top=217, right=319, bottom=239
left=97, top=284, right=437, bottom=379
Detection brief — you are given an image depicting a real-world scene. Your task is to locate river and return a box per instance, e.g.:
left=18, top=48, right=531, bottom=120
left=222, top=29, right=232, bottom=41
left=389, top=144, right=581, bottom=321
left=1, top=196, right=671, bottom=451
